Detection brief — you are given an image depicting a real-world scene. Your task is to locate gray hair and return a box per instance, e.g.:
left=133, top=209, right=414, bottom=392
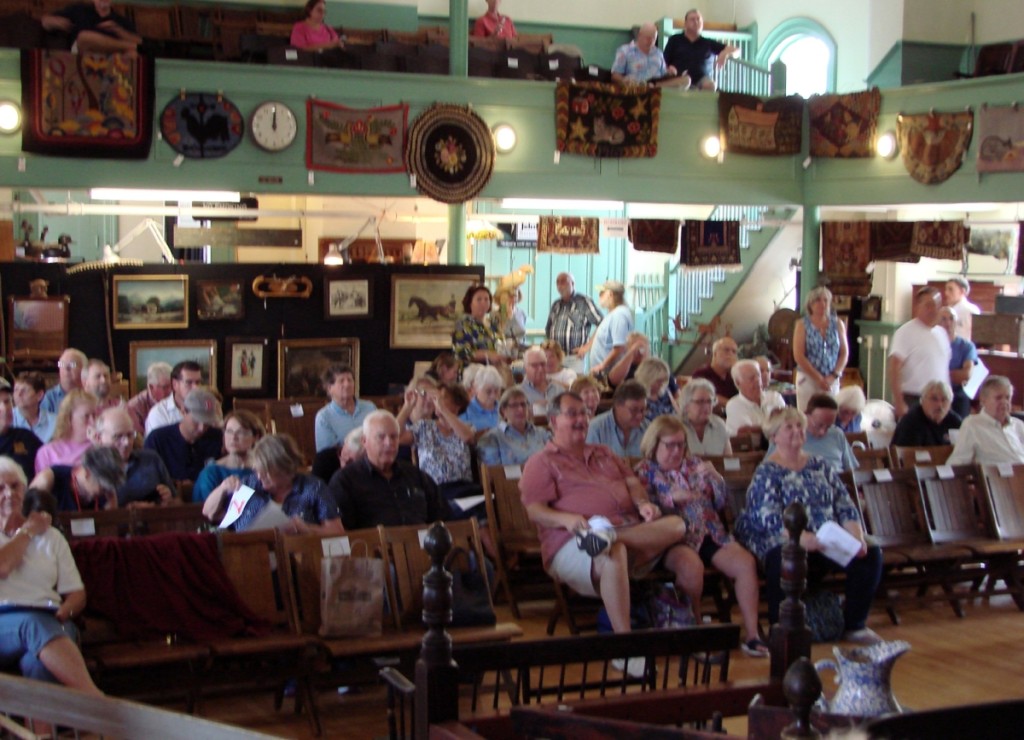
left=634, top=357, right=670, bottom=392
left=474, top=365, right=505, bottom=392
left=979, top=375, right=1013, bottom=399
left=548, top=391, right=583, bottom=419
left=0, top=456, right=28, bottom=488
left=681, top=377, right=716, bottom=407
left=343, top=427, right=364, bottom=454
left=835, top=385, right=867, bottom=413
left=523, top=346, right=547, bottom=365
left=82, top=445, right=126, bottom=494
left=362, top=409, right=399, bottom=437
left=804, top=286, right=833, bottom=314
left=730, top=358, right=760, bottom=385
left=921, top=379, right=953, bottom=402
left=499, top=385, right=528, bottom=413
left=763, top=407, right=806, bottom=439
left=146, top=361, right=172, bottom=384
left=252, top=434, right=304, bottom=478
left=947, top=275, right=970, bottom=292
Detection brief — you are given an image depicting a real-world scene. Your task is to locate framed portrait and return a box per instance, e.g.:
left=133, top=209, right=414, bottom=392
left=862, top=295, right=882, bottom=321
left=390, top=274, right=477, bottom=349
left=225, top=337, right=269, bottom=396
left=832, top=294, right=852, bottom=313
left=113, top=275, right=188, bottom=330
left=278, top=338, right=360, bottom=401
left=129, top=340, right=216, bottom=396
left=196, top=279, right=244, bottom=320
left=6, top=295, right=69, bottom=362
left=324, top=277, right=372, bottom=319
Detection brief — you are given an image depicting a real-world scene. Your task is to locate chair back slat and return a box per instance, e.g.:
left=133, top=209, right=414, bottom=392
left=854, top=446, right=892, bottom=470
left=853, top=468, right=929, bottom=547
left=914, top=465, right=989, bottom=544
left=893, top=445, right=953, bottom=469
left=483, top=464, right=538, bottom=547
left=218, top=530, right=289, bottom=629
left=981, top=464, right=1024, bottom=540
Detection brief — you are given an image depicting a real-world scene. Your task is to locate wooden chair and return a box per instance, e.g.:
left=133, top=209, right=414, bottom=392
left=893, top=445, right=954, bottom=469
left=853, top=445, right=892, bottom=470
left=507, top=33, right=553, bottom=54
left=266, top=400, right=322, bottom=466
left=540, top=51, right=581, bottom=81
left=496, top=47, right=542, bottom=80
left=214, top=530, right=322, bottom=736
left=704, top=451, right=764, bottom=480
left=131, top=503, right=207, bottom=536
left=339, top=26, right=386, bottom=45
left=980, top=463, right=1024, bottom=542
left=385, top=28, right=428, bottom=45
left=844, top=431, right=869, bottom=449
left=729, top=433, right=761, bottom=452
left=480, top=463, right=549, bottom=619
left=56, top=508, right=133, bottom=541
left=468, top=34, right=506, bottom=51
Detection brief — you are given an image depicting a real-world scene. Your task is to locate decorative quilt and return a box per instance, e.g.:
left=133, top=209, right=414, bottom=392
left=555, top=81, right=661, bottom=158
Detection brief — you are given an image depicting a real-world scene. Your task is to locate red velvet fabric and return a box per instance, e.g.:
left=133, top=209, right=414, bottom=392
left=71, top=532, right=270, bottom=641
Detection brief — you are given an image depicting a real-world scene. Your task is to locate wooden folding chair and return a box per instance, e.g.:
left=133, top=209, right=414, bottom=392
left=980, top=463, right=1024, bottom=542
left=853, top=445, right=892, bottom=470
left=893, top=445, right=953, bottom=469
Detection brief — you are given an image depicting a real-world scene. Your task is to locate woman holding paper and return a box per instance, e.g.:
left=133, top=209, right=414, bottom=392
left=202, top=434, right=343, bottom=534
left=735, top=407, right=882, bottom=645
left=192, top=410, right=266, bottom=504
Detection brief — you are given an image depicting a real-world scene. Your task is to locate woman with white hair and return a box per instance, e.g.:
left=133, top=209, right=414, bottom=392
left=835, top=385, right=866, bottom=434
left=459, top=365, right=504, bottom=435
left=792, top=286, right=848, bottom=411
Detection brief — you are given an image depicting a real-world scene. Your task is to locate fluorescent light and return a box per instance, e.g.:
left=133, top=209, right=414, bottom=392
left=500, top=198, right=624, bottom=211
left=90, top=188, right=242, bottom=203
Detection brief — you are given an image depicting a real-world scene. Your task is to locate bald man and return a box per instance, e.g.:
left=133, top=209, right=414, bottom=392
left=612, top=22, right=676, bottom=85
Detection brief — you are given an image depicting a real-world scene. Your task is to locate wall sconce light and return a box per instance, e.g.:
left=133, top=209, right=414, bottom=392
left=493, top=124, right=517, bottom=153
left=700, top=134, right=722, bottom=160
left=875, top=130, right=899, bottom=159
left=0, top=100, right=21, bottom=134
left=323, top=243, right=346, bottom=265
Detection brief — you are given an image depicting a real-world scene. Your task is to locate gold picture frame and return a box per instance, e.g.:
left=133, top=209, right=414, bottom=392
left=389, top=274, right=477, bottom=349
left=129, top=339, right=216, bottom=396
left=277, top=338, right=360, bottom=401
left=113, top=275, right=189, bottom=330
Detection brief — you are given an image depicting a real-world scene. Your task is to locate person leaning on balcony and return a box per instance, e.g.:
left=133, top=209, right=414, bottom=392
left=291, top=0, right=344, bottom=52
left=472, top=0, right=517, bottom=39
left=611, top=22, right=677, bottom=85
left=42, top=0, right=142, bottom=55
left=662, top=8, right=739, bottom=91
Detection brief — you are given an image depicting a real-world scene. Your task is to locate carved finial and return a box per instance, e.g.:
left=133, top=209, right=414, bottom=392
left=781, top=658, right=823, bottom=738
left=784, top=502, right=808, bottom=537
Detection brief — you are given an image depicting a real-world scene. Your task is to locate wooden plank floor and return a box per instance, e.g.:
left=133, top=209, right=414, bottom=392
left=186, top=594, right=1024, bottom=739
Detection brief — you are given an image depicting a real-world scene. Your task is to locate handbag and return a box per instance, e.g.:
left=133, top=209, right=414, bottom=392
left=319, top=541, right=385, bottom=638
left=804, top=588, right=845, bottom=643
left=648, top=584, right=695, bottom=629
left=445, top=547, right=496, bottom=628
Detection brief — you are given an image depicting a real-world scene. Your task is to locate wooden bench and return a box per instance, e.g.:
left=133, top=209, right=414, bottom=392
left=56, top=504, right=206, bottom=542
left=892, top=444, right=954, bottom=469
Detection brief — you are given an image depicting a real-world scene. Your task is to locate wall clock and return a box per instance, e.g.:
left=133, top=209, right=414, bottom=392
left=250, top=101, right=298, bottom=153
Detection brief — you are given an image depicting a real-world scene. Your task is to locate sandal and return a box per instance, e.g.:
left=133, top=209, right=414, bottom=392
left=741, top=638, right=770, bottom=658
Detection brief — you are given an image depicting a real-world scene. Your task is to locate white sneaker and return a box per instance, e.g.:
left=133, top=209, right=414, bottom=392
left=611, top=656, right=647, bottom=678
left=843, top=627, right=882, bottom=645
left=576, top=528, right=616, bottom=557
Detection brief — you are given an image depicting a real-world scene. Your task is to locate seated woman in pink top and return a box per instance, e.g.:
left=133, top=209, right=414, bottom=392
left=34, top=390, right=96, bottom=474
left=291, top=0, right=343, bottom=51
left=472, top=0, right=517, bottom=39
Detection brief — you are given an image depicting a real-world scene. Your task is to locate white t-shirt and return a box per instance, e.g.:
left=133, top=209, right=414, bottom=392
left=725, top=390, right=786, bottom=436
left=950, top=297, right=981, bottom=341
left=144, top=395, right=182, bottom=438
left=0, top=527, right=83, bottom=609
left=888, top=319, right=951, bottom=395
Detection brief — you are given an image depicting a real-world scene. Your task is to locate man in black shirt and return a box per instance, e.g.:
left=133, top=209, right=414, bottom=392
left=328, top=411, right=448, bottom=530
left=0, top=378, right=42, bottom=482
left=42, top=0, right=142, bottom=55
left=891, top=379, right=962, bottom=447
left=663, top=9, right=739, bottom=91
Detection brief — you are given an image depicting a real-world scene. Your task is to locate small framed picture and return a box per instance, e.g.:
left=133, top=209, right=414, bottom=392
left=390, top=274, right=477, bottom=349
left=324, top=277, right=372, bottom=319
left=832, top=294, right=852, bottom=313
left=114, top=275, right=189, bottom=330
left=196, top=279, right=245, bottom=320
left=7, top=295, right=69, bottom=362
left=225, top=337, right=269, bottom=396
left=862, top=295, right=882, bottom=321
left=278, top=338, right=360, bottom=401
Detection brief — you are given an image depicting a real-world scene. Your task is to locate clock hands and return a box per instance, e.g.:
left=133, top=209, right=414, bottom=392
left=271, top=106, right=277, bottom=132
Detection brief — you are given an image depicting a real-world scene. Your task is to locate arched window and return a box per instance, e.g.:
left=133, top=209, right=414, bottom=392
left=757, top=18, right=837, bottom=97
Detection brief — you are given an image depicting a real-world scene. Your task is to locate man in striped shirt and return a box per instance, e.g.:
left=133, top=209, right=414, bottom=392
left=545, top=273, right=603, bottom=373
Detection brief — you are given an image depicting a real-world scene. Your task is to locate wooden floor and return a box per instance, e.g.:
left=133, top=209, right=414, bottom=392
left=184, top=594, right=1024, bottom=739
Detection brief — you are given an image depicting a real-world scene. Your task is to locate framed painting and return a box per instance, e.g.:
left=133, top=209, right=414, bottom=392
left=278, top=338, right=360, bottom=401
left=225, top=337, right=269, bottom=396
left=129, top=340, right=216, bottom=396
left=113, top=275, right=189, bottom=330
left=324, top=277, right=372, bottom=319
left=390, top=274, right=477, bottom=349
left=197, top=279, right=245, bottom=320
left=6, top=295, right=69, bottom=362
left=862, top=295, right=882, bottom=321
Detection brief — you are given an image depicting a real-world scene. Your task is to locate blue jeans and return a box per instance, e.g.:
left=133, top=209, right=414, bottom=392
left=0, top=608, right=79, bottom=683
left=763, top=544, right=883, bottom=631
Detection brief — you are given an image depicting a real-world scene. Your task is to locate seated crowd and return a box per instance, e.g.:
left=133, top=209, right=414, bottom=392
left=1, top=274, right=1022, bottom=692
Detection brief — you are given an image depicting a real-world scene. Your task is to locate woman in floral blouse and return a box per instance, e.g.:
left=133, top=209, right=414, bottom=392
left=735, top=407, right=883, bottom=645
left=451, top=285, right=508, bottom=370
left=635, top=415, right=767, bottom=657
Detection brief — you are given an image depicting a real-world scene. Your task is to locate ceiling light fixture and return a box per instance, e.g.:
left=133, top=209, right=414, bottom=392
left=493, top=124, right=517, bottom=153
left=0, top=100, right=21, bottom=134
left=89, top=188, right=242, bottom=203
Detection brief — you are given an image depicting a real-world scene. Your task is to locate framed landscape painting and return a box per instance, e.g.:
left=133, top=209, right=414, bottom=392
left=129, top=339, right=216, bottom=396
left=390, top=274, right=477, bottom=349
left=278, top=338, right=359, bottom=401
left=225, top=336, right=269, bottom=396
left=113, top=275, right=189, bottom=330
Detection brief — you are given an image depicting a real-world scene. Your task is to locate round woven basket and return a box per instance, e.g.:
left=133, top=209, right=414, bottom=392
left=405, top=104, right=495, bottom=204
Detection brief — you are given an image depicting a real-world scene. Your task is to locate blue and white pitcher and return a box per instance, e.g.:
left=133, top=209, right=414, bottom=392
left=814, top=639, right=910, bottom=716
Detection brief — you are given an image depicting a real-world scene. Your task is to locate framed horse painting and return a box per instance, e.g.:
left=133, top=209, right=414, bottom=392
left=390, top=274, right=478, bottom=349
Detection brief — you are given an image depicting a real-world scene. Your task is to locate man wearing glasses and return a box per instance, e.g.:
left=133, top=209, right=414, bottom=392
left=41, top=348, right=86, bottom=415
left=477, top=386, right=551, bottom=466
left=125, top=362, right=172, bottom=438
left=585, top=380, right=649, bottom=457
left=93, top=407, right=175, bottom=506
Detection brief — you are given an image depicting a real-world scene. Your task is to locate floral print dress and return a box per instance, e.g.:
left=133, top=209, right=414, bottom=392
left=634, top=457, right=732, bottom=550
left=452, top=315, right=499, bottom=366
left=409, top=419, right=473, bottom=484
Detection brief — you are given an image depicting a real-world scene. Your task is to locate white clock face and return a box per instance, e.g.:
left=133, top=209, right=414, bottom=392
left=250, top=102, right=297, bottom=152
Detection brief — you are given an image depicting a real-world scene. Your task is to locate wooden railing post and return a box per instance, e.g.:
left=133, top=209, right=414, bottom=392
left=770, top=502, right=813, bottom=679
left=781, top=657, right=823, bottom=739
left=414, top=521, right=459, bottom=739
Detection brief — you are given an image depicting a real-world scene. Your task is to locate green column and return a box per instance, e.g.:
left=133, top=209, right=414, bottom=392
left=448, top=203, right=467, bottom=264
left=801, top=205, right=821, bottom=300
left=449, top=0, right=468, bottom=77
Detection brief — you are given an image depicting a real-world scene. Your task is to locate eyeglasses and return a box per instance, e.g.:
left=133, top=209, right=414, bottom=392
left=505, top=401, right=529, bottom=409
left=57, top=361, right=80, bottom=369
left=556, top=408, right=588, bottom=418
left=108, top=432, right=136, bottom=444
left=225, top=428, right=254, bottom=438
left=690, top=398, right=714, bottom=406
left=659, top=440, right=687, bottom=451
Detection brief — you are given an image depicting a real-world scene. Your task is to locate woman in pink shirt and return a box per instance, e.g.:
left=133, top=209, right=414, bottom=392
left=34, top=390, right=96, bottom=474
left=291, top=0, right=343, bottom=51
left=472, top=0, right=517, bottom=39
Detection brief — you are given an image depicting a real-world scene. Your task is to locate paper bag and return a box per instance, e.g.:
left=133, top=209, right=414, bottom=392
left=319, top=547, right=384, bottom=638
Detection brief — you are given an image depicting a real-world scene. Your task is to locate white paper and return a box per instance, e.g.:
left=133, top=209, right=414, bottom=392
left=963, top=359, right=989, bottom=400
left=508, top=57, right=519, bottom=69
left=453, top=495, right=486, bottom=512
left=548, top=59, right=558, bottom=70
left=998, top=462, right=1015, bottom=478
left=503, top=465, right=522, bottom=480
left=724, top=457, right=741, bottom=471
left=873, top=468, right=893, bottom=482
left=70, top=518, right=96, bottom=536
left=321, top=536, right=351, bottom=557
left=602, top=218, right=629, bottom=239
left=915, top=450, right=933, bottom=462
left=417, top=528, right=430, bottom=548
left=285, top=49, right=297, bottom=60
left=248, top=500, right=291, bottom=531
left=816, top=521, right=861, bottom=567
left=218, top=485, right=256, bottom=529
left=936, top=465, right=955, bottom=480
left=290, top=403, right=304, bottom=418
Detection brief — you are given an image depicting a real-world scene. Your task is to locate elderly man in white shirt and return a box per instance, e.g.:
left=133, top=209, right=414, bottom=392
left=947, top=376, right=1024, bottom=465
left=725, top=359, right=785, bottom=437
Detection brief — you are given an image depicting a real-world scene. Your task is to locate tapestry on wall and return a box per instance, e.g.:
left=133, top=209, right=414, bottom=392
left=405, top=104, right=495, bottom=204
left=160, top=92, right=244, bottom=159
left=896, top=111, right=973, bottom=185
left=808, top=88, right=881, bottom=158
left=306, top=99, right=407, bottom=174
left=718, top=93, right=803, bottom=156
left=967, top=227, right=1013, bottom=260
left=977, top=104, right=1024, bottom=173
left=680, top=220, right=741, bottom=270
left=869, top=221, right=919, bottom=263
left=537, top=216, right=599, bottom=254
left=821, top=221, right=873, bottom=297
left=628, top=219, right=679, bottom=254
left=555, top=81, right=661, bottom=158
left=910, top=220, right=968, bottom=261
left=21, top=49, right=154, bottom=159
